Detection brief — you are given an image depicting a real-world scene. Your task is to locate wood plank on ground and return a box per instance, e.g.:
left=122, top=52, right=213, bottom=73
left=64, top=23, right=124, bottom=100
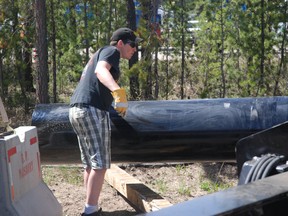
left=105, top=164, right=172, bottom=213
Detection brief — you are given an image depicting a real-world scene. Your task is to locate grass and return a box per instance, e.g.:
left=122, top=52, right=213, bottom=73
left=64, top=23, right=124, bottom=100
left=175, top=164, right=187, bottom=175
left=154, top=179, right=168, bottom=194
left=200, top=179, right=232, bottom=193
left=198, top=162, right=236, bottom=193
left=42, top=163, right=237, bottom=206
left=42, top=166, right=55, bottom=185
left=42, top=165, right=83, bottom=186
left=177, top=180, right=191, bottom=196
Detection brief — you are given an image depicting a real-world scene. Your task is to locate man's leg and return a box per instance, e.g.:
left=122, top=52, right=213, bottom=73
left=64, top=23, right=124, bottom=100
left=82, top=107, right=110, bottom=214
left=84, top=168, right=91, bottom=188
left=85, top=168, right=107, bottom=207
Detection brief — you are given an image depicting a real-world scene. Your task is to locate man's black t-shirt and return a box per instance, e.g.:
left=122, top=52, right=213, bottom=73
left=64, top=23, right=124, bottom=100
left=70, top=46, right=120, bottom=111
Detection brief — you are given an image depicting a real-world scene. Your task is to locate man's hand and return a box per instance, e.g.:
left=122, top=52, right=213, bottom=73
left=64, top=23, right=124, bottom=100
left=111, top=88, right=128, bottom=117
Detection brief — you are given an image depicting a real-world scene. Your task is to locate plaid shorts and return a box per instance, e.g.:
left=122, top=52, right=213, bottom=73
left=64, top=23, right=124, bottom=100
left=69, top=105, right=111, bottom=169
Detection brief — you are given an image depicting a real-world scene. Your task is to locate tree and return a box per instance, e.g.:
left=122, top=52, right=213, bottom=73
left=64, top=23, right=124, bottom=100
left=273, top=0, right=288, bottom=95
left=12, top=0, right=29, bottom=108
left=127, top=0, right=140, bottom=100
left=0, top=0, right=287, bottom=110
left=35, top=0, right=49, bottom=103
left=48, top=0, right=57, bottom=102
left=138, top=0, right=154, bottom=100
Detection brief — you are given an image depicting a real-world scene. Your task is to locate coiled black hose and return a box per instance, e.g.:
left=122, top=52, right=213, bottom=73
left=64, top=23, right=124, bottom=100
left=244, top=154, right=269, bottom=184
left=261, top=155, right=285, bottom=179
left=255, top=156, right=275, bottom=180
left=251, top=154, right=274, bottom=182
left=244, top=154, right=285, bottom=184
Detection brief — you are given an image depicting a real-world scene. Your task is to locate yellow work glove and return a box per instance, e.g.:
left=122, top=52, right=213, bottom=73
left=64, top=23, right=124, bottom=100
left=111, top=88, right=128, bottom=117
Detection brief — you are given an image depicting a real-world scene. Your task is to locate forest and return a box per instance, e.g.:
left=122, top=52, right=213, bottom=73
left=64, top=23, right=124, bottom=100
left=0, top=0, right=287, bottom=113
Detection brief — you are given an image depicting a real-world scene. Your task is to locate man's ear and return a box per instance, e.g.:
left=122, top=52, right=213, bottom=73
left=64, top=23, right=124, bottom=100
left=117, top=40, right=124, bottom=47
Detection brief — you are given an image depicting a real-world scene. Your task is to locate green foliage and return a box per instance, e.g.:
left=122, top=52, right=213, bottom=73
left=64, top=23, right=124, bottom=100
left=200, top=179, right=231, bottom=193
left=175, top=164, right=187, bottom=175
left=154, top=179, right=168, bottom=194
left=42, top=166, right=83, bottom=186
left=193, top=0, right=288, bottom=98
left=58, top=46, right=84, bottom=82
left=124, top=59, right=151, bottom=99
left=177, top=180, right=191, bottom=196
left=0, top=0, right=288, bottom=110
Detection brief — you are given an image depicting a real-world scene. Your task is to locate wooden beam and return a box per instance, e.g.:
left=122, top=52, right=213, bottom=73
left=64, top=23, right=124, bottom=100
left=104, top=164, right=172, bottom=212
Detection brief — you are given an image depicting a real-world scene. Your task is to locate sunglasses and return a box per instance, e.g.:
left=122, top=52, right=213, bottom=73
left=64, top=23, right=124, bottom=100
left=125, top=41, right=137, bottom=48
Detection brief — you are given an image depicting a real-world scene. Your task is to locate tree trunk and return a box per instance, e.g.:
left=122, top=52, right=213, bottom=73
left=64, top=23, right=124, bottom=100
left=140, top=0, right=153, bottom=100
left=273, top=1, right=287, bottom=95
left=84, top=0, right=89, bottom=63
left=0, top=51, right=3, bottom=97
left=258, top=0, right=265, bottom=95
left=153, top=0, right=159, bottom=99
left=35, top=0, right=49, bottom=103
left=12, top=0, right=28, bottom=110
left=107, top=0, right=113, bottom=44
left=180, top=0, right=185, bottom=99
left=220, top=1, right=226, bottom=98
left=68, top=0, right=77, bottom=39
left=164, top=8, right=171, bottom=100
left=23, top=9, right=36, bottom=93
left=127, top=0, right=140, bottom=100
left=50, top=0, right=57, bottom=102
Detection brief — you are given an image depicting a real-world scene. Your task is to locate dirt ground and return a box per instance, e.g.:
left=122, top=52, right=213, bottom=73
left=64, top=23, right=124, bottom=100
left=42, top=161, right=238, bottom=216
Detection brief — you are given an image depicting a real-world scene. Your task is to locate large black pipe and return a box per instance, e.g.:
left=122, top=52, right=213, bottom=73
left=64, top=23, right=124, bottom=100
left=31, top=96, right=288, bottom=163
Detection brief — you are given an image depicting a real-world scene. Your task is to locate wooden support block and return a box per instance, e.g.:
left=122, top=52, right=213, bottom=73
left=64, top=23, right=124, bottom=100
left=105, top=164, right=172, bottom=212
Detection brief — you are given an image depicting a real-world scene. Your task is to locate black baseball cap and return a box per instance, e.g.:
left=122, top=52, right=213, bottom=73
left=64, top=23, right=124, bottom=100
left=110, top=27, right=143, bottom=43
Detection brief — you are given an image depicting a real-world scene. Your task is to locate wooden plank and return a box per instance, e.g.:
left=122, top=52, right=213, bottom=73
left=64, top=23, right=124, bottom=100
left=105, top=164, right=172, bottom=212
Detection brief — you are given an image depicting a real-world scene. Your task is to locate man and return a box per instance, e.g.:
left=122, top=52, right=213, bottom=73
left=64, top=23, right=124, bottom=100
left=69, top=27, right=143, bottom=216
